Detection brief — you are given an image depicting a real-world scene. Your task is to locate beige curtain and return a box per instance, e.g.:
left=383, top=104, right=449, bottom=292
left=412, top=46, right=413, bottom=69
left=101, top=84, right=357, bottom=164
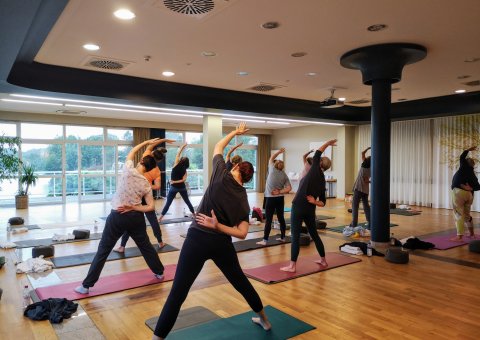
left=256, top=134, right=271, bottom=192
left=133, top=127, right=150, bottom=164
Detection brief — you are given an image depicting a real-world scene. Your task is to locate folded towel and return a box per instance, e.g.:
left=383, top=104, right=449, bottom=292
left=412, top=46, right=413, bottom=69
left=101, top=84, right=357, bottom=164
left=340, top=245, right=363, bottom=255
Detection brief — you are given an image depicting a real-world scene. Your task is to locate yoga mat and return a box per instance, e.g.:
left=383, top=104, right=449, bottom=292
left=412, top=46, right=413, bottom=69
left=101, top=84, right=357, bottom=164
left=244, top=253, right=361, bottom=284
left=180, top=225, right=264, bottom=238
left=51, top=243, right=178, bottom=268
left=166, top=305, right=315, bottom=340
left=390, top=209, right=421, bottom=216
left=14, top=232, right=103, bottom=248
left=233, top=236, right=291, bottom=253
left=159, top=217, right=194, bottom=225
left=326, top=222, right=398, bottom=233
left=35, top=265, right=176, bottom=301
left=422, top=234, right=470, bottom=250
left=145, top=306, right=221, bottom=332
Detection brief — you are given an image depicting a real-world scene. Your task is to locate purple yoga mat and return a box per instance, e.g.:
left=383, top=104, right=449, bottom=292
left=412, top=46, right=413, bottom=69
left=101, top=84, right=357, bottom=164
left=423, top=234, right=470, bottom=250
left=243, top=253, right=361, bottom=284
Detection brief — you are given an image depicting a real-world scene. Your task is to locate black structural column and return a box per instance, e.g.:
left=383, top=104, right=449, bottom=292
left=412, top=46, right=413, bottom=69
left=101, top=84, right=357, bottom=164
left=340, top=43, right=426, bottom=244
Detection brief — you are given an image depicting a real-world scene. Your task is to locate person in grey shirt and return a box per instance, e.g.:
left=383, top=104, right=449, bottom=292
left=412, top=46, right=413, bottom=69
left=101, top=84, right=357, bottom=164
left=257, top=148, right=292, bottom=245
left=349, top=147, right=371, bottom=229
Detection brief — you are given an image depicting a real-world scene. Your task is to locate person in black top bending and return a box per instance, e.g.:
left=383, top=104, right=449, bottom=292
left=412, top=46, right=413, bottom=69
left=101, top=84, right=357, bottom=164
left=152, top=123, right=271, bottom=340
left=158, top=143, right=195, bottom=220
left=281, top=139, right=337, bottom=273
left=450, top=146, right=480, bottom=241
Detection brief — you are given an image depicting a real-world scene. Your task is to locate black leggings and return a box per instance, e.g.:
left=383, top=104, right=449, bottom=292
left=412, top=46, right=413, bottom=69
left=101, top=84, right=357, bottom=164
left=154, top=227, right=263, bottom=338
left=290, top=205, right=325, bottom=262
left=263, top=196, right=287, bottom=240
left=120, top=198, right=163, bottom=247
left=161, top=186, right=195, bottom=216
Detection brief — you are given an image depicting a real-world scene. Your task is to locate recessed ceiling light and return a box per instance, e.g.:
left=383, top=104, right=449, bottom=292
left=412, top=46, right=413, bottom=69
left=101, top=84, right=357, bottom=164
left=162, top=71, right=175, bottom=77
left=397, top=98, right=408, bottom=101
left=367, top=24, right=388, bottom=32
left=455, top=89, right=466, bottom=93
left=262, top=22, right=279, bottom=29
left=457, top=75, right=471, bottom=79
left=237, top=71, right=249, bottom=76
left=392, top=87, right=400, bottom=91
left=114, top=9, right=136, bottom=20
left=83, top=44, right=100, bottom=51
left=306, top=72, right=317, bottom=76
left=201, top=51, right=216, bottom=57
left=464, top=57, right=480, bottom=63
left=338, top=97, right=346, bottom=102
left=291, top=52, right=307, bottom=58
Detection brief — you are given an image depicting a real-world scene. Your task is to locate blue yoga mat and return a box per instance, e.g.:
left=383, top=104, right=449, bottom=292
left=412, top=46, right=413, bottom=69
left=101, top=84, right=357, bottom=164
left=166, top=305, right=315, bottom=340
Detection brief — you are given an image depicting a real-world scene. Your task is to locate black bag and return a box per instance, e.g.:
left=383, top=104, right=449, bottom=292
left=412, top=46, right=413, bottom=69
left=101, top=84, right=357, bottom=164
left=8, top=217, right=24, bottom=225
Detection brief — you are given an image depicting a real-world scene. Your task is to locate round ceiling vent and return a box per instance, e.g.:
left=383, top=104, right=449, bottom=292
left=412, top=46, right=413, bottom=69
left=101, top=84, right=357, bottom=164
left=250, top=84, right=277, bottom=92
left=163, top=0, right=214, bottom=15
left=89, top=59, right=124, bottom=70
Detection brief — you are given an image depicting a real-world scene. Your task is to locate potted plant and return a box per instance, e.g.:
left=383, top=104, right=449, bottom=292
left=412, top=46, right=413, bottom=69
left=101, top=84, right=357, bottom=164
left=15, top=163, right=38, bottom=209
left=0, top=135, right=22, bottom=190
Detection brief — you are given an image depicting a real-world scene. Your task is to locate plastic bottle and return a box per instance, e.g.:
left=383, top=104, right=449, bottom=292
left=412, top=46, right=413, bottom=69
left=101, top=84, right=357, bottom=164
left=390, top=233, right=396, bottom=246
left=367, top=242, right=373, bottom=257
left=183, top=208, right=187, bottom=217
left=23, top=285, right=31, bottom=309
left=93, top=219, right=98, bottom=232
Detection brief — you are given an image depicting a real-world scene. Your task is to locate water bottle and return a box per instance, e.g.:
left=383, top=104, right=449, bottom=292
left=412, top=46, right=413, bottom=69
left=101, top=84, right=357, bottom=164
left=183, top=208, right=187, bottom=217
left=390, top=233, right=395, bottom=246
left=23, top=284, right=31, bottom=309
left=93, top=219, right=98, bottom=232
left=367, top=242, right=372, bottom=257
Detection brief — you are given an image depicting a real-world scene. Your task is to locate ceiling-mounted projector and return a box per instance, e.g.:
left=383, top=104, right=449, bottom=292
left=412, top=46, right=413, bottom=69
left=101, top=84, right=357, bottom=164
left=319, top=88, right=344, bottom=108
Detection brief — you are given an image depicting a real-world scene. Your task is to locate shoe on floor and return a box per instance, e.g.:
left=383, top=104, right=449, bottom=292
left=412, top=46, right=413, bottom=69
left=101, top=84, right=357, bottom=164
left=74, top=285, right=89, bottom=294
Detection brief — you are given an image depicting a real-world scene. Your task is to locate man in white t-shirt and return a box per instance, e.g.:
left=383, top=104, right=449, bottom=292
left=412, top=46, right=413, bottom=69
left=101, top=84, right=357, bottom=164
left=75, top=139, right=165, bottom=294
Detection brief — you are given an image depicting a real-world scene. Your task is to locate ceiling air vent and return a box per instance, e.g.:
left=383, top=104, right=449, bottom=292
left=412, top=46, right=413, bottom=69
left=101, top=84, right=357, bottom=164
left=55, top=110, right=85, bottom=115
left=462, top=80, right=480, bottom=87
left=347, top=99, right=371, bottom=105
left=84, top=57, right=131, bottom=71
left=163, top=0, right=214, bottom=15
left=247, top=82, right=286, bottom=92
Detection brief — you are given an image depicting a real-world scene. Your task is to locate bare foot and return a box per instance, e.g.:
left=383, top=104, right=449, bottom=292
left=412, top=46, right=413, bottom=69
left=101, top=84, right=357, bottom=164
left=315, top=258, right=328, bottom=267
left=157, top=215, right=164, bottom=222
left=113, top=246, right=125, bottom=253
left=256, top=240, right=267, bottom=246
left=158, top=242, right=166, bottom=249
left=275, top=237, right=286, bottom=242
left=280, top=264, right=296, bottom=272
left=252, top=317, right=272, bottom=331
left=449, top=236, right=463, bottom=242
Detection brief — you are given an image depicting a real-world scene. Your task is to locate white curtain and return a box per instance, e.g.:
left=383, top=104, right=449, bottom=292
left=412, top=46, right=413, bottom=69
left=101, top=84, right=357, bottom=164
left=358, top=120, right=432, bottom=206
left=432, top=115, right=480, bottom=211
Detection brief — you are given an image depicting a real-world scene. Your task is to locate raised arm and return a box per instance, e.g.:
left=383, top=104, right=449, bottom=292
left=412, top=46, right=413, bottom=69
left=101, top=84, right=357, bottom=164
left=174, top=143, right=187, bottom=166
left=214, top=122, right=250, bottom=156
left=303, top=149, right=313, bottom=164
left=226, top=143, right=243, bottom=162
left=312, top=139, right=337, bottom=165
left=127, top=138, right=160, bottom=162
left=144, top=138, right=175, bottom=153
left=361, top=147, right=371, bottom=161
left=270, top=148, right=285, bottom=164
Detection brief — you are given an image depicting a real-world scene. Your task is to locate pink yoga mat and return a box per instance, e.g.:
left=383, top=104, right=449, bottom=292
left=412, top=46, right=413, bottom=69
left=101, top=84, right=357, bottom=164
left=36, top=264, right=176, bottom=301
left=423, top=234, right=470, bottom=250
left=244, top=253, right=361, bottom=284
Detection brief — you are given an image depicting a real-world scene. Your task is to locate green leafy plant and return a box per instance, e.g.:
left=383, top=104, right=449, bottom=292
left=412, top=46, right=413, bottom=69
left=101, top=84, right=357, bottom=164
left=18, top=163, right=38, bottom=196
left=0, top=135, right=22, bottom=189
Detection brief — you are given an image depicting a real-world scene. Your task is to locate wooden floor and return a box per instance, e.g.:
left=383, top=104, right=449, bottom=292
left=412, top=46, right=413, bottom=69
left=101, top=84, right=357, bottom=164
left=1, top=194, right=480, bottom=339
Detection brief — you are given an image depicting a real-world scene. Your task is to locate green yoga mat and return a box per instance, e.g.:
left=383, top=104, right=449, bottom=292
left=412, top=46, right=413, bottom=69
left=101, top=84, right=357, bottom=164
left=166, top=305, right=315, bottom=340
left=327, top=222, right=398, bottom=233
left=145, top=306, right=221, bottom=332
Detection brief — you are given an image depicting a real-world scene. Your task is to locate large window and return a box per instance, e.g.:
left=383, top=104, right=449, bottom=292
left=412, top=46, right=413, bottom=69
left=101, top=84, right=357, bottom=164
left=0, top=121, right=133, bottom=205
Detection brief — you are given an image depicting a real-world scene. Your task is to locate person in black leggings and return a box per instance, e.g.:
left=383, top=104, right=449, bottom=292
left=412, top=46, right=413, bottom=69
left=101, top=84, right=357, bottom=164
left=152, top=123, right=271, bottom=340
left=158, top=143, right=195, bottom=220
left=281, top=139, right=337, bottom=273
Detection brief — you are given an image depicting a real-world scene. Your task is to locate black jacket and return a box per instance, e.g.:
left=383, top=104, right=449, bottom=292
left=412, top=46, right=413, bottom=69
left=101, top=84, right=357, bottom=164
left=24, top=298, right=78, bottom=323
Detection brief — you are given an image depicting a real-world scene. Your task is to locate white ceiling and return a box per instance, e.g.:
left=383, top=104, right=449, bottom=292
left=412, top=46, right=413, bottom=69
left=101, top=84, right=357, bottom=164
left=2, top=0, right=480, bottom=127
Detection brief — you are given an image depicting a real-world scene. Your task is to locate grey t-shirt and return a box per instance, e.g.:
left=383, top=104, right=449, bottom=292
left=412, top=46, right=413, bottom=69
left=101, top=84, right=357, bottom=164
left=353, top=167, right=370, bottom=194
left=264, top=163, right=291, bottom=198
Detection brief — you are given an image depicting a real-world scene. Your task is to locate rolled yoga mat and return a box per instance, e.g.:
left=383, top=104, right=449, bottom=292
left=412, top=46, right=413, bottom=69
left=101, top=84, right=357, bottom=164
left=35, top=265, right=176, bottom=301
left=14, top=232, right=103, bottom=248
left=243, top=253, right=361, bottom=284
left=422, top=233, right=470, bottom=250
left=164, top=305, right=315, bottom=340
left=145, top=306, right=221, bottom=332
left=51, top=243, right=178, bottom=268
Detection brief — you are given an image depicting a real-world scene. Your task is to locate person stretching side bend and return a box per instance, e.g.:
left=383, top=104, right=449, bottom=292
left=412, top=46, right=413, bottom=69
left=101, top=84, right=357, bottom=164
left=152, top=123, right=271, bottom=339
left=349, top=147, right=371, bottom=229
left=281, top=139, right=336, bottom=273
left=75, top=139, right=165, bottom=294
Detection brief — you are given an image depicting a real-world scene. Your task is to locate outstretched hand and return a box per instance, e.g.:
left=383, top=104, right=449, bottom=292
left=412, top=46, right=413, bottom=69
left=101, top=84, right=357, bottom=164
left=306, top=195, right=316, bottom=204
left=195, top=210, right=218, bottom=229
left=467, top=146, right=477, bottom=152
left=117, top=205, right=135, bottom=214
left=235, top=122, right=250, bottom=136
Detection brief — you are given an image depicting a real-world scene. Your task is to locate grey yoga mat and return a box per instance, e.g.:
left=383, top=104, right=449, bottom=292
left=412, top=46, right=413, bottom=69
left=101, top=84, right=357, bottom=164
left=14, top=232, right=103, bottom=248
left=145, top=306, right=221, bottom=332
